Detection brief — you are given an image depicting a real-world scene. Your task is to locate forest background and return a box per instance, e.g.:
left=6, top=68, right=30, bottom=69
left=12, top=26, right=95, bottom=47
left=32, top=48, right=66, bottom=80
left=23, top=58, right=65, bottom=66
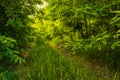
left=0, top=0, right=120, bottom=80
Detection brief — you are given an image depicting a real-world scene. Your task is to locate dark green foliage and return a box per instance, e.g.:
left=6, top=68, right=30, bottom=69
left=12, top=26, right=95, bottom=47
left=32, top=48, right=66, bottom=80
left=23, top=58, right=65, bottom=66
left=0, top=36, right=24, bottom=63
left=15, top=36, right=103, bottom=80
left=0, top=36, right=25, bottom=79
left=44, top=0, right=120, bottom=71
left=0, top=0, right=42, bottom=48
left=0, top=71, right=15, bottom=80
left=0, top=0, right=42, bottom=79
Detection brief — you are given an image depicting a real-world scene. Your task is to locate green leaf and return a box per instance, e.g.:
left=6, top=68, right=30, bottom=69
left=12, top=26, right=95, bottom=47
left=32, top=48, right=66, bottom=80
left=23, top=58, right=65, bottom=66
left=113, top=34, right=120, bottom=39
left=13, top=50, right=19, bottom=54
left=116, top=29, right=120, bottom=33
left=6, top=19, right=14, bottom=26
left=6, top=49, right=13, bottom=55
left=111, top=43, right=115, bottom=49
left=110, top=14, right=120, bottom=24
left=98, top=45, right=102, bottom=50
left=115, top=41, right=120, bottom=47
left=9, top=54, right=25, bottom=64
left=102, top=39, right=107, bottom=45
left=110, top=10, right=120, bottom=14
left=103, top=34, right=110, bottom=38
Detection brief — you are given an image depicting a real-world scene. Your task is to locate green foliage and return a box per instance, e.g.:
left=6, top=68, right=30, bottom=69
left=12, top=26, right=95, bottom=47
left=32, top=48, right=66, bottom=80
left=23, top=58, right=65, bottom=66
left=0, top=36, right=25, bottom=80
left=0, top=0, right=42, bottom=79
left=16, top=36, right=104, bottom=80
left=0, top=36, right=25, bottom=64
left=0, top=0, right=42, bottom=49
left=0, top=71, right=15, bottom=80
left=2, top=0, right=118, bottom=79
left=64, top=30, right=120, bottom=70
left=40, top=0, right=120, bottom=71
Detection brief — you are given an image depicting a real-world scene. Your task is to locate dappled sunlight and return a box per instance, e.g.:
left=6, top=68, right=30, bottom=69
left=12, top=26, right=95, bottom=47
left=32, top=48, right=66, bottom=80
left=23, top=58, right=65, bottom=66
left=0, top=0, right=120, bottom=80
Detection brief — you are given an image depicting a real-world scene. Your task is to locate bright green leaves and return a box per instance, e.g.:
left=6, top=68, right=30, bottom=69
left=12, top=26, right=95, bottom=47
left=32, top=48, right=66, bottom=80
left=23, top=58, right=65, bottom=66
left=84, top=32, right=110, bottom=51
left=0, top=36, right=25, bottom=64
left=111, top=41, right=120, bottom=49
left=0, top=36, right=16, bottom=49
left=111, top=30, right=120, bottom=49
left=65, top=32, right=111, bottom=52
left=9, top=54, right=25, bottom=64
left=110, top=13, right=120, bottom=24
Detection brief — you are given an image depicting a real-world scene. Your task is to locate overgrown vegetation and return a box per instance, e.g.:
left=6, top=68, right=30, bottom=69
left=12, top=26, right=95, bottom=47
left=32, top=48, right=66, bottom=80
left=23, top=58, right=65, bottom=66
left=35, top=0, right=120, bottom=79
left=0, top=0, right=41, bottom=79
left=0, top=0, right=120, bottom=80
left=39, top=0, right=120, bottom=71
left=15, top=36, right=107, bottom=80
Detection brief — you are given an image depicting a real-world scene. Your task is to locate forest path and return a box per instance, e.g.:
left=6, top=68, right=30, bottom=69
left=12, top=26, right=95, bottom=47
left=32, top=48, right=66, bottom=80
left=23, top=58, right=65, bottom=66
left=16, top=38, right=108, bottom=80
left=50, top=43, right=111, bottom=80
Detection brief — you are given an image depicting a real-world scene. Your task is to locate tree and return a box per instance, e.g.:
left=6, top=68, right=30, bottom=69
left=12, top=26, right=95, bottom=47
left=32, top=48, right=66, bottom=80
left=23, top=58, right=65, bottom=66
left=42, top=0, right=120, bottom=70
left=0, top=0, right=42, bottom=79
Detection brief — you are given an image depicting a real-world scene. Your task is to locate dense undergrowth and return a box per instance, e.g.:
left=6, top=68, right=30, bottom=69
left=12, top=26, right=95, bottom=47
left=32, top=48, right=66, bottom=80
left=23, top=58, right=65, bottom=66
left=37, top=0, right=120, bottom=78
left=63, top=34, right=120, bottom=71
left=0, top=0, right=120, bottom=80
left=15, top=36, right=107, bottom=80
left=50, top=37, right=120, bottom=80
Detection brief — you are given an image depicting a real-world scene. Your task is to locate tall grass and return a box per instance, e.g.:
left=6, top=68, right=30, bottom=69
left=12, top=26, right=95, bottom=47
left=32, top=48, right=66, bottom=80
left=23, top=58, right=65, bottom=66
left=15, top=36, right=104, bottom=80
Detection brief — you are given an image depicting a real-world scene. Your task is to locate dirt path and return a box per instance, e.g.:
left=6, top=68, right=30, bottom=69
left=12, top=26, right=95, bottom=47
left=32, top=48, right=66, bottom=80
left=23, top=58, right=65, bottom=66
left=52, top=44, right=114, bottom=80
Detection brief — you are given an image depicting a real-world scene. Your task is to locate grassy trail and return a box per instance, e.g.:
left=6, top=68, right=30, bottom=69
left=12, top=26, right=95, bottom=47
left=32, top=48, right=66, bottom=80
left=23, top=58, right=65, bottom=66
left=16, top=37, right=107, bottom=80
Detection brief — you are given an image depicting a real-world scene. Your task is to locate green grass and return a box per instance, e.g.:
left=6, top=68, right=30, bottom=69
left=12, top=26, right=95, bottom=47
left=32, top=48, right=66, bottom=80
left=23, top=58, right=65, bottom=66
left=15, top=37, right=105, bottom=80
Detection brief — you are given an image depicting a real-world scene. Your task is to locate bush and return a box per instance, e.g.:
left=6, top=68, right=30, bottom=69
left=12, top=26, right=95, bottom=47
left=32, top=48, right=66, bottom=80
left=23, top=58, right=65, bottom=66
left=64, top=31, right=120, bottom=70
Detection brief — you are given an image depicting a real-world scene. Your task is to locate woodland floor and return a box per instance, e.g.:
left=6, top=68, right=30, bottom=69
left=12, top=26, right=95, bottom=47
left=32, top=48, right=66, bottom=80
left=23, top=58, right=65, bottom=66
left=52, top=44, right=113, bottom=80
left=15, top=39, right=119, bottom=80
